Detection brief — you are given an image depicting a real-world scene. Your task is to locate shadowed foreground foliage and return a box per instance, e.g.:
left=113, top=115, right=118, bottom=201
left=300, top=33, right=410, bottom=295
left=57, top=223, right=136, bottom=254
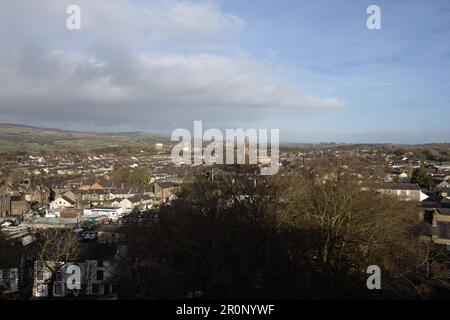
left=116, top=164, right=448, bottom=300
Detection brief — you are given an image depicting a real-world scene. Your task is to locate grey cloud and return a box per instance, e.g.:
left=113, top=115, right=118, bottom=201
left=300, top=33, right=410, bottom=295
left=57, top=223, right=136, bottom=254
left=0, top=0, right=344, bottom=131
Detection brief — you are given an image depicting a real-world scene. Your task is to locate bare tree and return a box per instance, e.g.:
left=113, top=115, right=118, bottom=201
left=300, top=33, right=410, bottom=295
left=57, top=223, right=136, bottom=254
left=116, top=159, right=450, bottom=299
left=32, top=228, right=80, bottom=298
left=279, top=159, right=447, bottom=298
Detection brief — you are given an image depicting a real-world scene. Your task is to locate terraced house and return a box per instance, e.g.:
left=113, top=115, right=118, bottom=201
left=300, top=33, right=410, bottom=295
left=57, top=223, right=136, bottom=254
left=378, top=183, right=429, bottom=202
left=0, top=192, right=10, bottom=217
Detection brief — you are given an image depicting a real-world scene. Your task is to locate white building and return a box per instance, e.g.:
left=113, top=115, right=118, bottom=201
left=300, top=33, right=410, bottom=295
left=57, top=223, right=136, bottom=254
left=119, top=199, right=133, bottom=214
left=109, top=198, right=133, bottom=214
left=83, top=206, right=124, bottom=221
left=49, top=196, right=75, bottom=210
left=378, top=183, right=429, bottom=202
left=0, top=268, right=19, bottom=293
left=33, top=260, right=113, bottom=298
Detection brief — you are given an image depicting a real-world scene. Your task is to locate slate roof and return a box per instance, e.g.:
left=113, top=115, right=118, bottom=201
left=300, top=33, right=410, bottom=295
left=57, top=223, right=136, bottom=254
left=60, top=195, right=76, bottom=205
left=438, top=222, right=450, bottom=239
left=379, top=183, right=420, bottom=190
left=156, top=181, right=180, bottom=189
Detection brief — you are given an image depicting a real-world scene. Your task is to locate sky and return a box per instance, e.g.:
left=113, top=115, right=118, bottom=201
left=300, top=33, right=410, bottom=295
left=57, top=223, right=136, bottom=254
left=0, top=0, right=450, bottom=143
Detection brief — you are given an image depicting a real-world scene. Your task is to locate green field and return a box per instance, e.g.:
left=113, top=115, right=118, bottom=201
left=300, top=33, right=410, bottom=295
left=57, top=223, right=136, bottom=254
left=0, top=124, right=171, bottom=154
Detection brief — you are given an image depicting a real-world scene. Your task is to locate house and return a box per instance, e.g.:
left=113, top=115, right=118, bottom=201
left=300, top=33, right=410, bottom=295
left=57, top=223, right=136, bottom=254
left=67, top=178, right=85, bottom=190
left=10, top=199, right=30, bottom=216
left=384, top=173, right=408, bottom=183
left=436, top=163, right=450, bottom=174
left=383, top=174, right=395, bottom=183
left=96, top=225, right=124, bottom=244
left=89, top=182, right=114, bottom=191
left=60, top=208, right=83, bottom=219
left=427, top=208, right=450, bottom=247
left=33, top=260, right=113, bottom=298
left=79, top=180, right=95, bottom=191
left=0, top=268, right=19, bottom=294
left=82, top=190, right=110, bottom=202
left=119, top=199, right=133, bottom=213
left=21, top=185, right=50, bottom=204
left=108, top=187, right=139, bottom=200
left=0, top=241, right=21, bottom=294
left=83, top=260, right=114, bottom=296
left=441, top=197, right=450, bottom=209
left=49, top=196, right=76, bottom=210
left=139, top=185, right=155, bottom=196
left=128, top=195, right=154, bottom=211
left=0, top=180, right=15, bottom=195
left=378, top=183, right=429, bottom=202
left=0, top=192, right=10, bottom=217
left=51, top=183, right=69, bottom=196
left=105, top=198, right=119, bottom=207
left=153, top=182, right=180, bottom=202
left=398, top=172, right=409, bottom=182
left=440, top=189, right=450, bottom=199
left=76, top=181, right=115, bottom=192
left=427, top=166, right=439, bottom=175
left=61, top=190, right=79, bottom=203
left=105, top=198, right=133, bottom=213
left=122, top=195, right=154, bottom=212
left=83, top=207, right=124, bottom=221
left=56, top=167, right=78, bottom=175
left=76, top=199, right=91, bottom=210
left=437, top=180, right=450, bottom=190
left=0, top=182, right=49, bottom=215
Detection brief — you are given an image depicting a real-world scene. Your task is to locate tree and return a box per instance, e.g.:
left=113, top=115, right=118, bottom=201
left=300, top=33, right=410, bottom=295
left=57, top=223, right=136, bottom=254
left=115, top=161, right=448, bottom=299
left=33, top=229, right=80, bottom=298
left=0, top=235, right=21, bottom=298
left=131, top=167, right=152, bottom=186
left=112, top=166, right=152, bottom=187
left=280, top=161, right=444, bottom=298
left=116, top=168, right=283, bottom=299
left=411, top=167, right=434, bottom=189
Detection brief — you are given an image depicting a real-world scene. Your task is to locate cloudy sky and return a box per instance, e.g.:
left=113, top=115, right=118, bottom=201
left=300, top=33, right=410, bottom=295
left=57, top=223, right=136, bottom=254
left=1, top=0, right=450, bottom=143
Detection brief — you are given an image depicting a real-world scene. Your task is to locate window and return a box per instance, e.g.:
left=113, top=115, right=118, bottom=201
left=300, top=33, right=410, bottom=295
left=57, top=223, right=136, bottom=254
left=54, top=283, right=62, bottom=294
left=92, top=283, right=100, bottom=294
left=97, top=270, right=104, bottom=281
left=2, top=270, right=9, bottom=283
left=104, top=283, right=110, bottom=295
left=36, top=270, right=44, bottom=281
left=446, top=253, right=450, bottom=279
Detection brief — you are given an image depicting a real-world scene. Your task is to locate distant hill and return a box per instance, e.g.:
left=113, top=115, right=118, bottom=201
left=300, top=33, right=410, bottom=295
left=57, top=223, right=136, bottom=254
left=0, top=124, right=170, bottom=153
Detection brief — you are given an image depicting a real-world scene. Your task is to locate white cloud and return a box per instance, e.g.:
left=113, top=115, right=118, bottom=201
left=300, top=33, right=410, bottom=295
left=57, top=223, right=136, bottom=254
left=143, top=1, right=245, bottom=39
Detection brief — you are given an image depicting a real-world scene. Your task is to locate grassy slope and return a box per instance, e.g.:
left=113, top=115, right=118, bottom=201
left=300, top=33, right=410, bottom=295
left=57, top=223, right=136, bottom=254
left=0, top=124, right=170, bottom=153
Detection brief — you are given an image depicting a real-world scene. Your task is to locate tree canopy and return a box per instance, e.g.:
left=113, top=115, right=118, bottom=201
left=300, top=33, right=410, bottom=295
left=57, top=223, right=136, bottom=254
left=411, top=167, right=434, bottom=189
